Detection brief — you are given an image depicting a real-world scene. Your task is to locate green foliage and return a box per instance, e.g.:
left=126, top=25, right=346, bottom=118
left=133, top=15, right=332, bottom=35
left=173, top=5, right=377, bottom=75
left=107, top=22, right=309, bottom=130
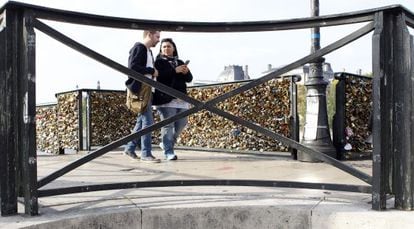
left=297, top=85, right=306, bottom=130
left=327, top=80, right=337, bottom=128
left=296, top=82, right=337, bottom=131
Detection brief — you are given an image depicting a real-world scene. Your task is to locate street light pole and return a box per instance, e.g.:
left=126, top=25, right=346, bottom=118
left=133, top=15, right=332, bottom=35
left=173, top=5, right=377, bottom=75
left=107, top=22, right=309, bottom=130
left=298, top=0, right=336, bottom=162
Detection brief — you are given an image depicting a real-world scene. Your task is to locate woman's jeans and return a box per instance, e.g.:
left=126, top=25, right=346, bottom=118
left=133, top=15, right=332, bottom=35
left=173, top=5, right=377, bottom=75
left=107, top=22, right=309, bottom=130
left=157, top=107, right=188, bottom=156
left=125, top=100, right=153, bottom=157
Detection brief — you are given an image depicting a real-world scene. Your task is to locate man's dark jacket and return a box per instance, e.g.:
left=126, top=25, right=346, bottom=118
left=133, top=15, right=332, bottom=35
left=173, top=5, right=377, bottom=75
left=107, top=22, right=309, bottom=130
left=125, top=42, right=155, bottom=93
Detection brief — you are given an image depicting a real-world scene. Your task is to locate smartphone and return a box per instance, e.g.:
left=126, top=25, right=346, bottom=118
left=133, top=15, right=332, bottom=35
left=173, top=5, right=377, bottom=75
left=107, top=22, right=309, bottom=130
left=184, top=60, right=190, bottom=65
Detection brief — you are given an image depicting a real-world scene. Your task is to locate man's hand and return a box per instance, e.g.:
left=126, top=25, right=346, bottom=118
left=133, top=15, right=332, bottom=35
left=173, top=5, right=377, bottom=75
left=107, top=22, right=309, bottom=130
left=153, top=69, right=159, bottom=78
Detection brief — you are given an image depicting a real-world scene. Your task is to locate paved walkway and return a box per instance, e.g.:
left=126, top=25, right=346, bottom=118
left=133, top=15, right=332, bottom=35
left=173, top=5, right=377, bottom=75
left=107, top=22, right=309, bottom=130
left=1, top=148, right=413, bottom=228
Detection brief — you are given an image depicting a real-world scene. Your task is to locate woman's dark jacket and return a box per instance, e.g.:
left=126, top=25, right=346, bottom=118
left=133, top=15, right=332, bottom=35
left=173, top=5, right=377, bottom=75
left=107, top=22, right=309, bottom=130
left=153, top=56, right=193, bottom=105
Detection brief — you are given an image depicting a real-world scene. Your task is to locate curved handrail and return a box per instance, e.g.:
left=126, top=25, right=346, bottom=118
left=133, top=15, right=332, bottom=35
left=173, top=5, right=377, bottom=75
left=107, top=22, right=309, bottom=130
left=37, top=180, right=372, bottom=197
left=2, top=1, right=413, bottom=32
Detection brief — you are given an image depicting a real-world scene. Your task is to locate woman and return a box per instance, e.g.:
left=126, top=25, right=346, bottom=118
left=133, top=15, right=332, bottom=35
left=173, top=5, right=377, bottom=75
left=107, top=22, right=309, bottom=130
left=154, top=38, right=193, bottom=161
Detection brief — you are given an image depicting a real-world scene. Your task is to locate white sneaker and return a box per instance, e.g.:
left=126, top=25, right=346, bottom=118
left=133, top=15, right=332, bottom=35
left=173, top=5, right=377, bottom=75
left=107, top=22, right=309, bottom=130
left=165, top=154, right=178, bottom=161
left=159, top=143, right=165, bottom=150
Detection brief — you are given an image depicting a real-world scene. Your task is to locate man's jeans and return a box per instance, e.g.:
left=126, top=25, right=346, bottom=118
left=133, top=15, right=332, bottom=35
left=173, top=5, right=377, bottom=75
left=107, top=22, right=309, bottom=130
left=125, top=100, right=153, bottom=157
left=157, top=107, right=188, bottom=156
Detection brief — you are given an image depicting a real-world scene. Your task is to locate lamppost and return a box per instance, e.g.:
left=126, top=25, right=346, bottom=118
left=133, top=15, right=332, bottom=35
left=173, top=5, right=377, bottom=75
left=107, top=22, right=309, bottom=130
left=298, top=0, right=336, bottom=162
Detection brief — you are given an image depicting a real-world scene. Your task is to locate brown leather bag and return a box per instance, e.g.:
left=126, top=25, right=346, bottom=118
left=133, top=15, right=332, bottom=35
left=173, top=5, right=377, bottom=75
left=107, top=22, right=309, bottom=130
left=126, top=83, right=151, bottom=114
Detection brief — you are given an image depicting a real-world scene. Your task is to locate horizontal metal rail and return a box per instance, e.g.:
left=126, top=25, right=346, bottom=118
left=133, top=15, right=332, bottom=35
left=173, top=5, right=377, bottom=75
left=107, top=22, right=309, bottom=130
left=55, top=88, right=126, bottom=96
left=406, top=14, right=414, bottom=28
left=334, top=72, right=373, bottom=80
left=35, top=18, right=374, bottom=189
left=5, top=2, right=410, bottom=32
left=38, top=180, right=372, bottom=197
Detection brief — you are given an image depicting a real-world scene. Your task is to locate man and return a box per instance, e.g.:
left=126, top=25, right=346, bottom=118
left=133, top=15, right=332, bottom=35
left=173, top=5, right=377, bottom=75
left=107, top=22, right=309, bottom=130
left=124, top=30, right=161, bottom=163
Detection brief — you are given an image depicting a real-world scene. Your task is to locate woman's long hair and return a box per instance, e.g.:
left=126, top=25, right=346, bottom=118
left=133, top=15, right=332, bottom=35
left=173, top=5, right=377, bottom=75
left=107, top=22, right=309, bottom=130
left=157, top=38, right=178, bottom=59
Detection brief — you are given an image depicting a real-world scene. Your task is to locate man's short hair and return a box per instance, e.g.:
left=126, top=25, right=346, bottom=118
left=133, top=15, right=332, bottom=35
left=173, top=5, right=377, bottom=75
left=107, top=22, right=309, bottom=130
left=143, top=30, right=159, bottom=38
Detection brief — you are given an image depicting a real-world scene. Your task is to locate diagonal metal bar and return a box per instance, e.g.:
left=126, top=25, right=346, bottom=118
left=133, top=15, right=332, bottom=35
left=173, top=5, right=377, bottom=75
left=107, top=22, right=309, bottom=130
left=35, top=18, right=373, bottom=187
left=34, top=18, right=210, bottom=187
left=39, top=98, right=371, bottom=187
left=37, top=106, right=201, bottom=188
left=209, top=107, right=372, bottom=184
left=406, top=14, right=414, bottom=28
left=37, top=180, right=372, bottom=197
left=206, top=22, right=375, bottom=106
left=33, top=18, right=374, bottom=115
left=33, top=19, right=200, bottom=106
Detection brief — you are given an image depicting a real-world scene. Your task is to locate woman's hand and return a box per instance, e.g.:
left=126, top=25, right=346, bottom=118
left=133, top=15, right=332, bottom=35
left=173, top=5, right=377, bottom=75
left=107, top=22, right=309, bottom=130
left=175, top=65, right=189, bottom=74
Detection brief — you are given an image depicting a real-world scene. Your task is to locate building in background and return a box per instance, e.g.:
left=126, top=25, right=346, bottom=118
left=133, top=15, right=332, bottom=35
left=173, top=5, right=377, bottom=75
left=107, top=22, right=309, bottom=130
left=191, top=62, right=335, bottom=86
left=217, top=65, right=250, bottom=82
left=261, top=63, right=334, bottom=84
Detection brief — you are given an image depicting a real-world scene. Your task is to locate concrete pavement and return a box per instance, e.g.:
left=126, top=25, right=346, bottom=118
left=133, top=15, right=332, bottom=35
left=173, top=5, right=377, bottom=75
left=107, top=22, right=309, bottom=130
left=1, top=148, right=413, bottom=228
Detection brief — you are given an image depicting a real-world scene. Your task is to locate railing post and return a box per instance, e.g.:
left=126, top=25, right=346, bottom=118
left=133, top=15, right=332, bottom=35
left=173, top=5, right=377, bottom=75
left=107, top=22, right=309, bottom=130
left=372, top=9, right=414, bottom=211
left=86, top=90, right=92, bottom=150
left=20, top=10, right=38, bottom=215
left=0, top=7, right=19, bottom=216
left=77, top=90, right=84, bottom=151
left=289, top=75, right=300, bottom=160
left=410, top=20, right=414, bottom=211
left=78, top=90, right=91, bottom=151
left=372, top=10, right=393, bottom=212
left=332, top=73, right=347, bottom=160
left=391, top=11, right=414, bottom=211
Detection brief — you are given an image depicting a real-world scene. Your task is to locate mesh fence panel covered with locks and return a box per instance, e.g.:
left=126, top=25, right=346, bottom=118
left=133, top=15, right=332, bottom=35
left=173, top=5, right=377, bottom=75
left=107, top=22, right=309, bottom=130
left=36, top=104, right=59, bottom=153
left=89, top=91, right=136, bottom=146
left=181, top=78, right=294, bottom=152
left=36, top=92, right=80, bottom=154
left=36, top=78, right=297, bottom=154
left=333, top=73, right=373, bottom=160
left=56, top=92, right=80, bottom=151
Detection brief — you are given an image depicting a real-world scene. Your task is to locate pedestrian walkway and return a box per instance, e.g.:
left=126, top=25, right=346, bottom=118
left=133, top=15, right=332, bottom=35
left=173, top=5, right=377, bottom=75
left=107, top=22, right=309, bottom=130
left=1, top=148, right=413, bottom=228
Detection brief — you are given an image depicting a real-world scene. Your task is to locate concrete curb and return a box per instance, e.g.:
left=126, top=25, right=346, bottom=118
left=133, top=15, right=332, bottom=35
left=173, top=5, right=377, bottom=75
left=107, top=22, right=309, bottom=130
left=2, top=150, right=413, bottom=228
left=3, top=190, right=414, bottom=229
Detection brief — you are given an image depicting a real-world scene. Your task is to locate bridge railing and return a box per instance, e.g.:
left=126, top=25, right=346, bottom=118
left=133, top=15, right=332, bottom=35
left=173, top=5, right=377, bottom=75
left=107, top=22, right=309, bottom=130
left=1, top=1, right=414, bottom=216
left=37, top=78, right=300, bottom=155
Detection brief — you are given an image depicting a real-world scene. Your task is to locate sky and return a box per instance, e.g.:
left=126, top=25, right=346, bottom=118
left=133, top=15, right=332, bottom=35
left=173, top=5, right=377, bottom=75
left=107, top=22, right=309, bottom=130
left=1, top=0, right=414, bottom=103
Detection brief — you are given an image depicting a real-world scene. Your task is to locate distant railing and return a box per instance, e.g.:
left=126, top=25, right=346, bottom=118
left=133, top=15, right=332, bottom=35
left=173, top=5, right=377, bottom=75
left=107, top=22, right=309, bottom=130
left=1, top=1, right=414, bottom=216
left=333, top=72, right=373, bottom=160
left=37, top=77, right=299, bottom=154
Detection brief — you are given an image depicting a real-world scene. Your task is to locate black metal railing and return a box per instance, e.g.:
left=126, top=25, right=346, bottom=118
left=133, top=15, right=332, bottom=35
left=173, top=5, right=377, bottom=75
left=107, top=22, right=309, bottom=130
left=1, top=1, right=414, bottom=216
